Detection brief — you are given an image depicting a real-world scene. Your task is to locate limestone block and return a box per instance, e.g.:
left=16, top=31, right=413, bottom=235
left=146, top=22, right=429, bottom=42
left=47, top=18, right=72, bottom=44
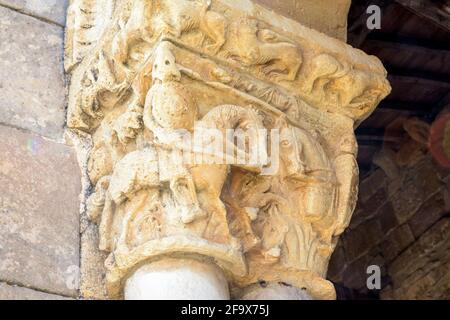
left=0, top=0, right=69, bottom=25
left=0, top=7, right=66, bottom=140
left=0, top=125, right=81, bottom=297
left=0, top=282, right=71, bottom=300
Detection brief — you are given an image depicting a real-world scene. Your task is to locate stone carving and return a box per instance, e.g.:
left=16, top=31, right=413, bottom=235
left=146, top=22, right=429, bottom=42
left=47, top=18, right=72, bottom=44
left=65, top=0, right=391, bottom=299
left=225, top=18, right=303, bottom=81
left=224, top=119, right=343, bottom=299
left=162, top=0, right=227, bottom=54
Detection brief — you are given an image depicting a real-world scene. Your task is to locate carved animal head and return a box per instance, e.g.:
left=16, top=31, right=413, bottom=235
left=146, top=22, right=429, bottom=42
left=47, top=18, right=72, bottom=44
left=275, top=119, right=333, bottom=182
left=152, top=41, right=181, bottom=82
left=278, top=125, right=304, bottom=178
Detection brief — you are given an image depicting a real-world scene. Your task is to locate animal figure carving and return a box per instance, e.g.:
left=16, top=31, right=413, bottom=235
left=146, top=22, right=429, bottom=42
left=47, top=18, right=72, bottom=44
left=190, top=105, right=267, bottom=221
left=89, top=104, right=267, bottom=250
left=162, top=0, right=227, bottom=53
left=226, top=19, right=302, bottom=81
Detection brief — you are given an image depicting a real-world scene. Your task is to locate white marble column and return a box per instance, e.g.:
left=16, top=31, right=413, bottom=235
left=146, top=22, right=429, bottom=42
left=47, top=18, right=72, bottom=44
left=124, top=258, right=230, bottom=300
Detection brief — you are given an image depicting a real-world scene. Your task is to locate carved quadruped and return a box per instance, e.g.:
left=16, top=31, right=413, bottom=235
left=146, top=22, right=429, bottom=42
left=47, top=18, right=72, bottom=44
left=65, top=0, right=391, bottom=299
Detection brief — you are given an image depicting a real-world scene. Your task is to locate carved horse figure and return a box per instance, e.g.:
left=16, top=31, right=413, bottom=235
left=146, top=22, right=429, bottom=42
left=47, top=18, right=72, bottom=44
left=88, top=104, right=267, bottom=250
left=226, top=119, right=337, bottom=262
left=189, top=105, right=267, bottom=240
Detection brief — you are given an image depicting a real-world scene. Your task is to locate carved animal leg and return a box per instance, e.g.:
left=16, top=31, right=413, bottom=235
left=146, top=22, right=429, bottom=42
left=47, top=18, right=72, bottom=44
left=116, top=191, right=150, bottom=251
left=262, top=61, right=286, bottom=79
left=201, top=197, right=233, bottom=243
left=204, top=27, right=226, bottom=54
left=286, top=60, right=302, bottom=81
left=201, top=11, right=227, bottom=54
left=170, top=175, right=206, bottom=224
left=99, top=193, right=115, bottom=252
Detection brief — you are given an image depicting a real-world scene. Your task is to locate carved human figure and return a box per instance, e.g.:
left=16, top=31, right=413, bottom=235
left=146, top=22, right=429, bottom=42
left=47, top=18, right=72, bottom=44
left=142, top=41, right=205, bottom=224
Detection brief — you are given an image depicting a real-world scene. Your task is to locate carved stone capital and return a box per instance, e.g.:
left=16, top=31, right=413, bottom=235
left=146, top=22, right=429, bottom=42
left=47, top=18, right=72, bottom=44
left=65, top=0, right=391, bottom=299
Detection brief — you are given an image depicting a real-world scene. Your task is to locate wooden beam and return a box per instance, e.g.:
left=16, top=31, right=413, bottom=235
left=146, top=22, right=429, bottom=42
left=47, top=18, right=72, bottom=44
left=396, top=0, right=450, bottom=32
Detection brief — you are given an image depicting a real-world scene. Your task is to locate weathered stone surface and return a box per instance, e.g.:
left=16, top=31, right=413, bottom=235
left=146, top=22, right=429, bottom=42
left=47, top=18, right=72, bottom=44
left=408, top=192, right=447, bottom=238
left=341, top=254, right=370, bottom=290
left=377, top=202, right=398, bottom=235
left=362, top=188, right=388, bottom=219
left=390, top=159, right=443, bottom=224
left=358, top=169, right=387, bottom=203
left=0, top=125, right=80, bottom=297
left=384, top=218, right=450, bottom=299
left=380, top=224, right=415, bottom=262
left=0, top=0, right=69, bottom=25
left=327, top=242, right=346, bottom=283
left=0, top=282, right=71, bottom=300
left=0, top=7, right=66, bottom=140
left=343, top=219, right=383, bottom=262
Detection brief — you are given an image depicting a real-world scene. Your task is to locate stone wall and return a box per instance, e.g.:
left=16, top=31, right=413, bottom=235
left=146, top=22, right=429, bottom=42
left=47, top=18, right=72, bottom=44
left=328, top=154, right=450, bottom=299
left=0, top=1, right=82, bottom=300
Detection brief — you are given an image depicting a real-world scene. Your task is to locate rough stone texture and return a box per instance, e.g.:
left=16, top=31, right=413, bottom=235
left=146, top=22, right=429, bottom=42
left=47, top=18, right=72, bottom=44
left=0, top=6, right=66, bottom=140
left=381, top=218, right=450, bottom=299
left=358, top=169, right=387, bottom=202
left=328, top=154, right=450, bottom=299
left=380, top=224, right=415, bottom=262
left=0, top=0, right=69, bottom=25
left=377, top=202, right=398, bottom=235
left=327, top=243, right=346, bottom=282
left=253, top=0, right=351, bottom=41
left=343, top=218, right=383, bottom=262
left=390, top=159, right=444, bottom=224
left=80, top=224, right=108, bottom=300
left=0, top=125, right=81, bottom=297
left=408, top=192, right=448, bottom=238
left=0, top=282, right=71, bottom=300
